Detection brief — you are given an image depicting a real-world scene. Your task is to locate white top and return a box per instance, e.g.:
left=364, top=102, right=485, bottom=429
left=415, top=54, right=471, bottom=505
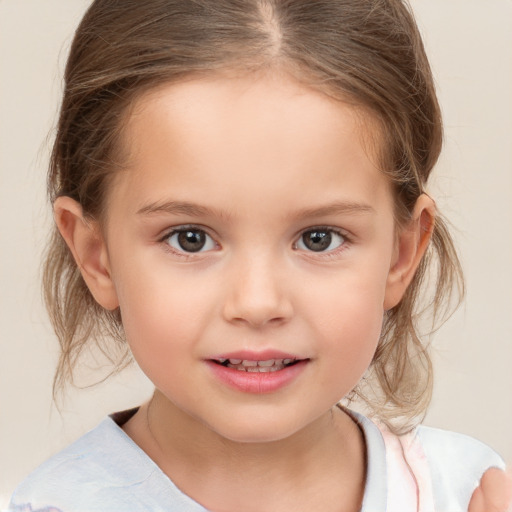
left=8, top=409, right=505, bottom=512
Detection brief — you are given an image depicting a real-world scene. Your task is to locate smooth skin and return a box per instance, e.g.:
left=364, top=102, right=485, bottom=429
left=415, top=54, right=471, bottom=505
left=55, top=73, right=510, bottom=512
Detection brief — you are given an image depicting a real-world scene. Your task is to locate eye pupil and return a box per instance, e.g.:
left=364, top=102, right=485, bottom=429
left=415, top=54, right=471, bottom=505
left=303, top=230, right=332, bottom=251
left=177, top=230, right=206, bottom=252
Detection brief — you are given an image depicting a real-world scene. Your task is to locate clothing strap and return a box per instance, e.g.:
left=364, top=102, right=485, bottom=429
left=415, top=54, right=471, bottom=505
left=378, top=424, right=435, bottom=512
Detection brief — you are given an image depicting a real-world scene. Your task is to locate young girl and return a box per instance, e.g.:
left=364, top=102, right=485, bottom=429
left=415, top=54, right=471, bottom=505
left=7, top=0, right=510, bottom=511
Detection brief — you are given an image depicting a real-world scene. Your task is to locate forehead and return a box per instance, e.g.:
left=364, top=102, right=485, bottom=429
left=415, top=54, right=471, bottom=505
left=112, top=73, right=391, bottom=218
left=125, top=72, right=380, bottom=153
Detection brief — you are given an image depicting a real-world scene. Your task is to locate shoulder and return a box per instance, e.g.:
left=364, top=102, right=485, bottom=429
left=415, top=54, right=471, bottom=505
left=7, top=417, right=174, bottom=512
left=416, top=424, right=505, bottom=469
left=415, top=425, right=505, bottom=511
left=349, top=408, right=506, bottom=512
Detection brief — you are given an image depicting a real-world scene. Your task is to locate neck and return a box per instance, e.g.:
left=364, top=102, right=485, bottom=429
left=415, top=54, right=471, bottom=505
left=123, top=391, right=366, bottom=512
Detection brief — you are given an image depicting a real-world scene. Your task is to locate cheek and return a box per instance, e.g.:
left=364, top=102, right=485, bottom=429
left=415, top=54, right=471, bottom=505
left=320, top=302, right=383, bottom=397
left=302, top=270, right=387, bottom=377
left=304, top=266, right=387, bottom=330
left=111, top=262, right=201, bottom=354
left=321, top=293, right=383, bottom=359
left=117, top=283, right=201, bottom=396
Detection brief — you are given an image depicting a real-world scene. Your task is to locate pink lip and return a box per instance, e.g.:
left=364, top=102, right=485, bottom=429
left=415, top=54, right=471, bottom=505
left=206, top=356, right=309, bottom=394
left=210, top=349, right=300, bottom=361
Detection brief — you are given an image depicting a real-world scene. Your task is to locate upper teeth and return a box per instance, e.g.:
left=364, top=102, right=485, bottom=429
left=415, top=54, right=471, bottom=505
left=218, top=358, right=294, bottom=366
left=216, top=358, right=296, bottom=372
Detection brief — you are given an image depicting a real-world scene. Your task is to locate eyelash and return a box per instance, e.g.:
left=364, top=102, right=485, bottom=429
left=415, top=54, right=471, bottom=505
left=293, top=226, right=350, bottom=258
left=158, top=225, right=351, bottom=258
left=159, top=225, right=217, bottom=259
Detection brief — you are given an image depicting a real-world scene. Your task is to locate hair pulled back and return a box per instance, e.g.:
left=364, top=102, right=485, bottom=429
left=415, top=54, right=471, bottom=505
left=44, top=0, right=463, bottom=433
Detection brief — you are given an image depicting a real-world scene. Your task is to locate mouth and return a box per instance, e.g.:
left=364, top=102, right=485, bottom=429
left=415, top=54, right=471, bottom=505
left=207, top=353, right=309, bottom=393
left=211, top=358, right=304, bottom=372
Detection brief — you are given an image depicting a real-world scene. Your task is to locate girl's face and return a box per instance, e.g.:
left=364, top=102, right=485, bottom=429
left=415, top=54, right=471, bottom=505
left=95, top=74, right=410, bottom=442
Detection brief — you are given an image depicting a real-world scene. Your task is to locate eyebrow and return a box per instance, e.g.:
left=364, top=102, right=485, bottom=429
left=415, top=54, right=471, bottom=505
left=137, top=199, right=374, bottom=220
left=136, top=200, right=231, bottom=220
left=289, top=201, right=375, bottom=220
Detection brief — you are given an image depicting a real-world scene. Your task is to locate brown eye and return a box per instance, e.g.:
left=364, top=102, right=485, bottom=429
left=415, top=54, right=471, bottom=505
left=166, top=229, right=215, bottom=253
left=297, top=229, right=344, bottom=252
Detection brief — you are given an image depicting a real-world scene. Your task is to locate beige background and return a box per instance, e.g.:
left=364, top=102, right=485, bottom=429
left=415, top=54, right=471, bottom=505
left=1, top=0, right=511, bottom=506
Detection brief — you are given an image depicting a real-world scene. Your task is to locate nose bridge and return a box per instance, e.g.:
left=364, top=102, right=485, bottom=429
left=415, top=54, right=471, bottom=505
left=222, top=247, right=293, bottom=327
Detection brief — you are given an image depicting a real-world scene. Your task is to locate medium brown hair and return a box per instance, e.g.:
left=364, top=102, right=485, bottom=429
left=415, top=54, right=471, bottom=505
left=44, top=0, right=463, bottom=432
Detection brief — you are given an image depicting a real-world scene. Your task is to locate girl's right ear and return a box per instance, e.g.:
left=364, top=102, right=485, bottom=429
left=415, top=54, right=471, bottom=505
left=54, top=196, right=119, bottom=311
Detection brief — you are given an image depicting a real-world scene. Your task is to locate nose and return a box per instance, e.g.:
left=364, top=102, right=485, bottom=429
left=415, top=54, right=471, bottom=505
left=222, top=254, right=294, bottom=328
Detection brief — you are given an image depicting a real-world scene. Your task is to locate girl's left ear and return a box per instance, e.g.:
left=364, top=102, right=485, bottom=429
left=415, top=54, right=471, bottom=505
left=383, top=194, right=435, bottom=310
